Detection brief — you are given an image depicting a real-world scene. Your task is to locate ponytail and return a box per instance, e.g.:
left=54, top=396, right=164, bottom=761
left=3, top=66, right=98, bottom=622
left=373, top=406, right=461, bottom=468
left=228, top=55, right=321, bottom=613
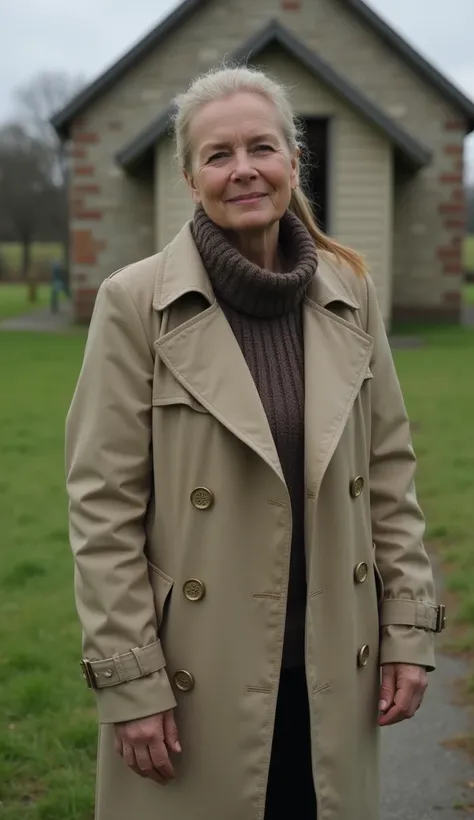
left=289, top=187, right=367, bottom=277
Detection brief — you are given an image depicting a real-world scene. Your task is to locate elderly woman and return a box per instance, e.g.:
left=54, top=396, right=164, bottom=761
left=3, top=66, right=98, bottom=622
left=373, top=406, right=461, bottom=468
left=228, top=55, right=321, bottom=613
left=65, top=66, right=445, bottom=820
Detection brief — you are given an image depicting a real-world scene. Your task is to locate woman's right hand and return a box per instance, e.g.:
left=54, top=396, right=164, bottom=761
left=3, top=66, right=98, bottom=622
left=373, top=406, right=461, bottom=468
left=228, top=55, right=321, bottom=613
left=114, top=709, right=181, bottom=784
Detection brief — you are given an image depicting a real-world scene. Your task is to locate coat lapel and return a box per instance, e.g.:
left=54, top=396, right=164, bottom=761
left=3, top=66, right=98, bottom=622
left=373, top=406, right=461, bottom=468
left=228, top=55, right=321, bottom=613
left=155, top=302, right=284, bottom=483
left=153, top=224, right=284, bottom=484
left=153, top=223, right=373, bottom=493
left=303, top=254, right=373, bottom=494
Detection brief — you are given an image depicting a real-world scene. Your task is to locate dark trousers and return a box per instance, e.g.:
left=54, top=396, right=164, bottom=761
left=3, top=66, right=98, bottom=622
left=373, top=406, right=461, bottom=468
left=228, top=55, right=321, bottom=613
left=264, top=666, right=317, bottom=820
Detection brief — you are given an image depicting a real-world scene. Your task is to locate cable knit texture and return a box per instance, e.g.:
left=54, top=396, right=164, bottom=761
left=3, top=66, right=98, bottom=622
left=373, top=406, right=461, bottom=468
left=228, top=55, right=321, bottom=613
left=192, top=205, right=318, bottom=667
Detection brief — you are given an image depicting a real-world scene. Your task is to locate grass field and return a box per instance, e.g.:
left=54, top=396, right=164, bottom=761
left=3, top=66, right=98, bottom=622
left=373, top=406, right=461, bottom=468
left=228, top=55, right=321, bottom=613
left=464, top=235, right=474, bottom=272
left=0, top=284, right=51, bottom=322
left=465, top=284, right=474, bottom=306
left=0, top=325, right=474, bottom=817
left=0, top=243, right=63, bottom=279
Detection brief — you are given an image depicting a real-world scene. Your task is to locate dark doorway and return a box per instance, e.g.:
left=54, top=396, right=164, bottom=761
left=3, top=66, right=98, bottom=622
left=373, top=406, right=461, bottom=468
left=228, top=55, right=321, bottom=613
left=301, top=118, right=329, bottom=232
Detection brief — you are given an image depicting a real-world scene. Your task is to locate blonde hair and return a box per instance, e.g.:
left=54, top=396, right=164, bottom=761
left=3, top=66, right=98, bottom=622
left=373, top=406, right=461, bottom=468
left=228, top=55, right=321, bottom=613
left=172, top=65, right=366, bottom=276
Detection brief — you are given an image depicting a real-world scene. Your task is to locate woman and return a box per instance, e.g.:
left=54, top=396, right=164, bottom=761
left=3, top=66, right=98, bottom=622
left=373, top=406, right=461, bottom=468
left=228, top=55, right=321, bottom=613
left=65, top=66, right=445, bottom=820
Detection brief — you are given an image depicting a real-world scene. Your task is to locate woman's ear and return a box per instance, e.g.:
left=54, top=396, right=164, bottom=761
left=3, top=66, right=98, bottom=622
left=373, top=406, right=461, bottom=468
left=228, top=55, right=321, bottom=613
left=183, top=170, right=201, bottom=205
left=290, top=148, right=301, bottom=191
left=290, top=149, right=300, bottom=191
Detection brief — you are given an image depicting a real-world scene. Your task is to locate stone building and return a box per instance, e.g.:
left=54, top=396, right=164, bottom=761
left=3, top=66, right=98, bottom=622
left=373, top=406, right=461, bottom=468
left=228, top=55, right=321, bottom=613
left=52, top=0, right=474, bottom=324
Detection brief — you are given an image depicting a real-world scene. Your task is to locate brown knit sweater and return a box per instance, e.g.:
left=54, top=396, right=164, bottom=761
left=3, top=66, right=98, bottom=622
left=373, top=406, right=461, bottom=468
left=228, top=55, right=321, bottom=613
left=192, top=206, right=318, bottom=668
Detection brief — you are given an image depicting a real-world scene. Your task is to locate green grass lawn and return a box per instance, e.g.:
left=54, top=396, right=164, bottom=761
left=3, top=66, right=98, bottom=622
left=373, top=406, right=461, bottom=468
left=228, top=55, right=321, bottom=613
left=464, top=235, right=474, bottom=273
left=0, top=326, right=473, bottom=817
left=393, top=325, right=474, bottom=660
left=465, top=283, right=474, bottom=306
left=0, top=243, right=63, bottom=278
left=0, top=284, right=51, bottom=322
left=0, top=332, right=94, bottom=820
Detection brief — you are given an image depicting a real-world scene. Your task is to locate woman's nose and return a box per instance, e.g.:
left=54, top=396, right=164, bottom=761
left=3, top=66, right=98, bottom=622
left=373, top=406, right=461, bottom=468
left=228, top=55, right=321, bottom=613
left=231, top=150, right=258, bottom=181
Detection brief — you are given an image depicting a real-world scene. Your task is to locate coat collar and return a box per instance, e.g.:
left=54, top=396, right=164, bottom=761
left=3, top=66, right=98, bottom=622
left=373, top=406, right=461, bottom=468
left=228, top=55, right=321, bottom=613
left=153, top=221, right=370, bottom=493
left=152, top=221, right=360, bottom=313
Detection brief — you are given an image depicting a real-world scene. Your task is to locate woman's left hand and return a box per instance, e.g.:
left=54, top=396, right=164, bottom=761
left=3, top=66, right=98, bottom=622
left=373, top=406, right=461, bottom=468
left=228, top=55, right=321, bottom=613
left=378, top=663, right=428, bottom=726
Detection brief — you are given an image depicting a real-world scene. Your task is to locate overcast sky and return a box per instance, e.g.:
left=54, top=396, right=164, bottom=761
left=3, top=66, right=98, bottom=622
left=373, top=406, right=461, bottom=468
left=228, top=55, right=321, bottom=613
left=1, top=0, right=473, bottom=178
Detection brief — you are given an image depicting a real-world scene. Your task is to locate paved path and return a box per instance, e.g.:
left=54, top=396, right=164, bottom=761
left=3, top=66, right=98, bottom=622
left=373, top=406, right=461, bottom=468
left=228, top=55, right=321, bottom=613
left=462, top=303, right=474, bottom=327
left=381, top=650, right=473, bottom=817
left=381, top=560, right=473, bottom=818
left=0, top=301, right=73, bottom=332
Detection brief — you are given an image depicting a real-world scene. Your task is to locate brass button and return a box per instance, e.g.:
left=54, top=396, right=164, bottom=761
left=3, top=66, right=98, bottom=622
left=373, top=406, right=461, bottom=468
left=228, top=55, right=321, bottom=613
left=173, top=670, right=195, bottom=692
left=350, top=476, right=364, bottom=498
left=190, top=487, right=214, bottom=510
left=183, top=579, right=206, bottom=601
left=357, top=645, right=370, bottom=668
left=354, top=562, right=368, bottom=584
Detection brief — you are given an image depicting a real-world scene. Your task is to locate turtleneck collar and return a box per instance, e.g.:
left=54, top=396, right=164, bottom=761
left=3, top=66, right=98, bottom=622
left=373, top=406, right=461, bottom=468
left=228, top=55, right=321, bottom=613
left=191, top=205, right=318, bottom=319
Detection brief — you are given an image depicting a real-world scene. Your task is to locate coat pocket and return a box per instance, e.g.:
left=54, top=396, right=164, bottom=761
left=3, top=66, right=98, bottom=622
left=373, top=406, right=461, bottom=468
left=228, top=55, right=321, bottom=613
left=152, top=393, right=209, bottom=414
left=372, top=542, right=384, bottom=607
left=147, top=561, right=174, bottom=630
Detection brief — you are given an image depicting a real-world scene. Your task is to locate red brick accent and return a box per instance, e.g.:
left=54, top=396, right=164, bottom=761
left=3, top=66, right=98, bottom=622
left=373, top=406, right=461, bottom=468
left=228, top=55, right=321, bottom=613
left=72, top=229, right=106, bottom=265
left=444, top=219, right=466, bottom=229
left=74, top=289, right=98, bottom=324
left=451, top=188, right=465, bottom=202
left=443, top=263, right=463, bottom=275
left=444, top=120, right=466, bottom=131
left=73, top=273, right=89, bottom=284
left=392, top=305, right=460, bottom=324
left=72, top=117, right=89, bottom=131
left=74, top=132, right=99, bottom=144
left=73, top=209, right=102, bottom=220
left=443, top=291, right=461, bottom=305
left=439, top=203, right=465, bottom=215
left=282, top=0, right=301, bottom=7
left=439, top=173, right=463, bottom=184
left=444, top=144, right=463, bottom=156
left=75, top=165, right=95, bottom=176
left=437, top=246, right=461, bottom=261
left=73, top=184, right=101, bottom=194
left=72, top=148, right=87, bottom=160
left=108, top=121, right=123, bottom=131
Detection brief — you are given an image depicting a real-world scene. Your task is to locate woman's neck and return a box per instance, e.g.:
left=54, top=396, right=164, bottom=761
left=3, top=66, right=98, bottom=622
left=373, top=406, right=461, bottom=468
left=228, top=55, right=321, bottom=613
left=225, top=222, right=281, bottom=271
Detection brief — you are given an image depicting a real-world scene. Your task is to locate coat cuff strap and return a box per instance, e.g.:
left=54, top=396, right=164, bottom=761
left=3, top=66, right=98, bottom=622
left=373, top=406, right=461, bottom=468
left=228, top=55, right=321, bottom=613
left=80, top=640, right=166, bottom=690
left=380, top=600, right=446, bottom=633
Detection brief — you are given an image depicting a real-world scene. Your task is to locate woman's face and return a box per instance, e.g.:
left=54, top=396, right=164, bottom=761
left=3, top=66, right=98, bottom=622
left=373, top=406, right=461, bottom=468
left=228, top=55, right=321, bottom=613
left=185, top=92, right=298, bottom=233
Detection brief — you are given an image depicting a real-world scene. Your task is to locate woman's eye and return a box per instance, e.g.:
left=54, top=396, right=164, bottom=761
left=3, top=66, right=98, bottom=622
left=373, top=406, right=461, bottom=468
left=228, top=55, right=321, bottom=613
left=254, top=144, right=274, bottom=153
left=207, top=152, right=229, bottom=163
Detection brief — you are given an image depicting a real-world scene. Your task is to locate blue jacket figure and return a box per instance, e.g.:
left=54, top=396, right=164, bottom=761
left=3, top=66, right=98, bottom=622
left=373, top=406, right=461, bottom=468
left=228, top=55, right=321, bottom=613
left=50, top=259, right=69, bottom=313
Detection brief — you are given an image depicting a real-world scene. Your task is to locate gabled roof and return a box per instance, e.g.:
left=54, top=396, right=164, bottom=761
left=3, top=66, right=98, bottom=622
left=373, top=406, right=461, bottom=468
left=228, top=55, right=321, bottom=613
left=116, top=19, right=432, bottom=172
left=51, top=0, right=474, bottom=138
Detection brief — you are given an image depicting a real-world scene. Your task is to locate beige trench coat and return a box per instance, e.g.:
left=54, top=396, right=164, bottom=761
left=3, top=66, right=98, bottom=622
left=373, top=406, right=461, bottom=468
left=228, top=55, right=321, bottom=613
left=66, top=222, right=441, bottom=820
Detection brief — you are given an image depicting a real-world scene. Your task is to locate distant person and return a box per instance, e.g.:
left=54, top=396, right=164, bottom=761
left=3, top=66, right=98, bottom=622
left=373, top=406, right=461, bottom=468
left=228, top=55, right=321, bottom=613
left=65, top=66, right=445, bottom=820
left=50, top=258, right=69, bottom=312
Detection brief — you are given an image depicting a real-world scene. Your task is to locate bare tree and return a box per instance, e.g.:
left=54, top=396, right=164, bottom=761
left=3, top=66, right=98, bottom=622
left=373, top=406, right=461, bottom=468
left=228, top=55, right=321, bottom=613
left=14, top=70, right=85, bottom=184
left=0, top=124, right=53, bottom=279
left=13, top=71, right=86, bottom=269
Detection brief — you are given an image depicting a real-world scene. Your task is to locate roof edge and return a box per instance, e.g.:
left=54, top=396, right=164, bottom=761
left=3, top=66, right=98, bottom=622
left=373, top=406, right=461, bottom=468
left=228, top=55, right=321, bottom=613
left=347, top=0, right=474, bottom=129
left=52, top=0, right=474, bottom=139
left=117, top=19, right=432, bottom=172
left=51, top=0, right=206, bottom=138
